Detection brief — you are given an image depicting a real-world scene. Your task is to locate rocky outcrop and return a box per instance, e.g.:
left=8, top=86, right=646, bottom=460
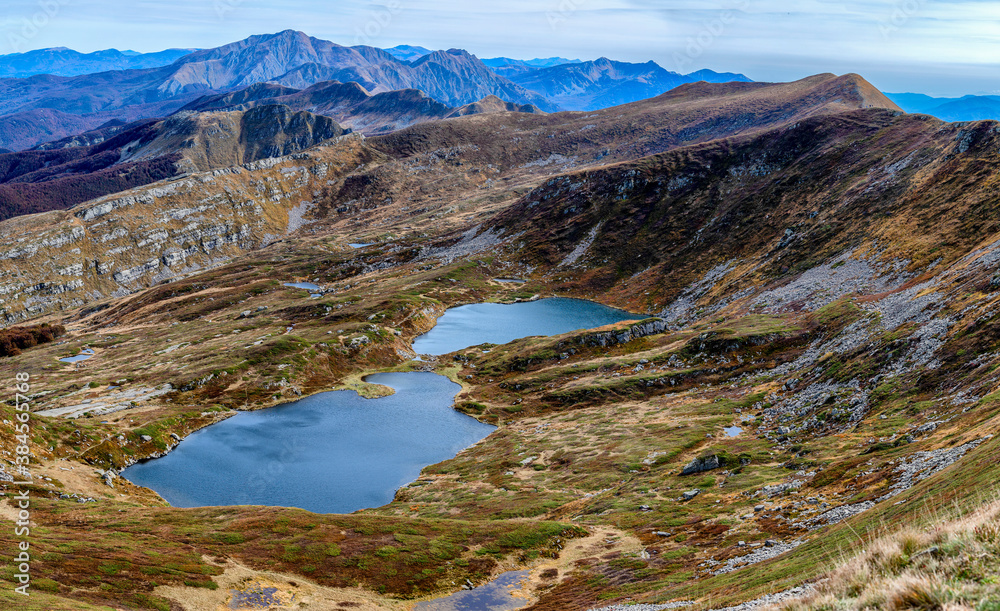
left=575, top=318, right=671, bottom=348
left=680, top=455, right=721, bottom=476
left=681, top=489, right=701, bottom=501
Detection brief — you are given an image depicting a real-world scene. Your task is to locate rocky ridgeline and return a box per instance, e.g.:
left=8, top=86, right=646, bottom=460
left=0, top=136, right=369, bottom=323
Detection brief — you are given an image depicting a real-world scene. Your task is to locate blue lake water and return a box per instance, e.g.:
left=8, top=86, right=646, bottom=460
left=349, top=243, right=374, bottom=249
left=123, top=372, right=494, bottom=514
left=412, top=297, right=641, bottom=355
left=124, top=297, right=639, bottom=516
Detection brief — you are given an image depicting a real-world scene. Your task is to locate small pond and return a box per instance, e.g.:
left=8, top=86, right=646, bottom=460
left=283, top=282, right=321, bottom=291
left=414, top=570, right=531, bottom=611
left=59, top=348, right=94, bottom=364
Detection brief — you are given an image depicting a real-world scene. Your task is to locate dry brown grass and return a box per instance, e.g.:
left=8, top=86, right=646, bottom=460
left=773, top=499, right=1000, bottom=610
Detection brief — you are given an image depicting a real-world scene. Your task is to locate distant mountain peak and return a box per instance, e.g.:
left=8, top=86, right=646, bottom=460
left=426, top=48, right=477, bottom=61
left=0, top=45, right=195, bottom=80
left=885, top=90, right=1000, bottom=121
left=385, top=45, right=433, bottom=62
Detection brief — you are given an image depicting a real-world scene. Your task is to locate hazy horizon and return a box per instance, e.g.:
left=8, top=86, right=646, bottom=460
left=2, top=1, right=997, bottom=97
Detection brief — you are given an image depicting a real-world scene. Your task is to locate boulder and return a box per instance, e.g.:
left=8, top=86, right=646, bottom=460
left=681, top=489, right=701, bottom=501
left=101, top=469, right=117, bottom=488
left=681, top=454, right=720, bottom=476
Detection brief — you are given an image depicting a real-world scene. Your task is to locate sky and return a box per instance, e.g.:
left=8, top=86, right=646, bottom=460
left=1, top=0, right=997, bottom=96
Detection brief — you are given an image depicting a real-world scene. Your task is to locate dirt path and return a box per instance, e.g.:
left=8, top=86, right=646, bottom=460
left=154, top=526, right=643, bottom=611
left=519, top=525, right=644, bottom=604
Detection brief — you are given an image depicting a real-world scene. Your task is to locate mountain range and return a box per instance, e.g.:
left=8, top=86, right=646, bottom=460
left=481, top=56, right=585, bottom=77
left=387, top=46, right=584, bottom=69
left=0, top=78, right=553, bottom=223
left=0, top=31, right=751, bottom=151
left=507, top=57, right=753, bottom=111
left=0, top=31, right=555, bottom=149
left=182, top=81, right=544, bottom=132
left=0, top=46, right=194, bottom=78
left=0, top=72, right=901, bottom=317
left=885, top=92, right=1000, bottom=122
left=0, top=71, right=890, bottom=226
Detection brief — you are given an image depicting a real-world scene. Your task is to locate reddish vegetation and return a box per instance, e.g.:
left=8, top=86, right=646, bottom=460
left=0, top=119, right=180, bottom=221
left=0, top=156, right=179, bottom=221
left=0, top=323, right=65, bottom=356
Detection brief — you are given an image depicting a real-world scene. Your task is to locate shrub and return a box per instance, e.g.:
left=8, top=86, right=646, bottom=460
left=0, top=323, right=66, bottom=357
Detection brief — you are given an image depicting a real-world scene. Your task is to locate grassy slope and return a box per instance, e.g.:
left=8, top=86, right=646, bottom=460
left=775, top=499, right=1000, bottom=610
left=0, top=497, right=580, bottom=609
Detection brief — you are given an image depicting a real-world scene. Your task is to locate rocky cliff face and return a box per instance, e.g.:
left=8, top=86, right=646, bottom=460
left=0, top=135, right=376, bottom=323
